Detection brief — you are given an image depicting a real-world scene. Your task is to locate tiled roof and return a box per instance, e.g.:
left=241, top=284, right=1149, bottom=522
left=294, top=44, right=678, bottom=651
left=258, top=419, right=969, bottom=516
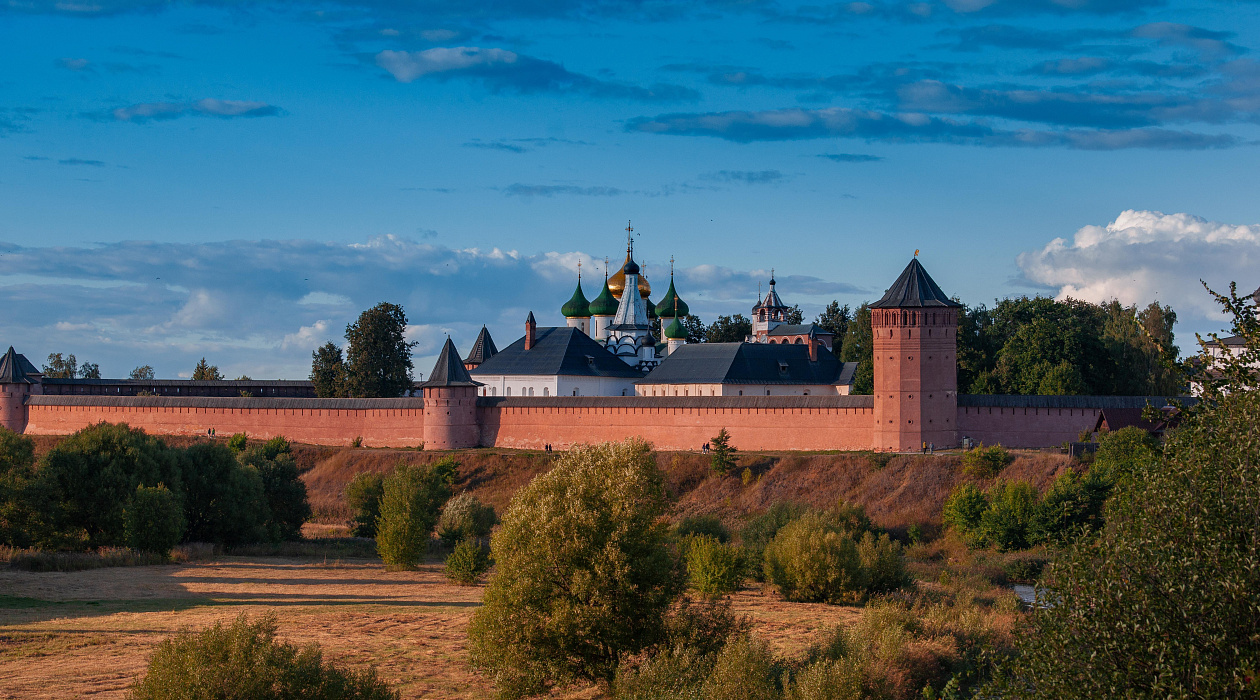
left=470, top=327, right=646, bottom=378
left=465, top=326, right=498, bottom=365
left=638, top=342, right=854, bottom=385
left=419, top=338, right=482, bottom=388
left=767, top=323, right=829, bottom=336
left=0, top=347, right=39, bottom=383
left=871, top=259, right=962, bottom=309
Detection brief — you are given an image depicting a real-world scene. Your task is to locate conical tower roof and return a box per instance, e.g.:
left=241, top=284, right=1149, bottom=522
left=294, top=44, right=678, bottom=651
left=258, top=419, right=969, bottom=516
left=419, top=337, right=482, bottom=388
left=465, top=326, right=498, bottom=366
left=561, top=279, right=590, bottom=318
left=0, top=347, right=38, bottom=384
left=655, top=277, right=689, bottom=318
left=871, top=258, right=962, bottom=309
left=589, top=277, right=619, bottom=316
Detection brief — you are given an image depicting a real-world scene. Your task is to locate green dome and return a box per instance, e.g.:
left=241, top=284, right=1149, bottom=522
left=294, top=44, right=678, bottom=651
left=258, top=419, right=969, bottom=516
left=664, top=316, right=687, bottom=339
left=561, top=281, right=590, bottom=318
left=655, top=278, right=689, bottom=318
left=589, top=279, right=619, bottom=316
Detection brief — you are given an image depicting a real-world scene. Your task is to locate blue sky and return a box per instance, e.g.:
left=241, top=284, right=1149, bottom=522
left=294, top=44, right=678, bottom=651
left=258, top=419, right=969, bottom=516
left=1, top=0, right=1258, bottom=379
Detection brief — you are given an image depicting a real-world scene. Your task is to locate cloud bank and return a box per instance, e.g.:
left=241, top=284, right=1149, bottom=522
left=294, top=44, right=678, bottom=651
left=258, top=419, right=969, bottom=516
left=1017, top=209, right=1260, bottom=322
left=109, top=99, right=282, bottom=122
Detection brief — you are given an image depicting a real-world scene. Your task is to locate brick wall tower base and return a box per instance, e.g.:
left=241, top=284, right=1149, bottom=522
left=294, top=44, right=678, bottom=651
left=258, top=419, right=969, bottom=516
left=0, top=383, right=30, bottom=433
left=423, top=386, right=479, bottom=449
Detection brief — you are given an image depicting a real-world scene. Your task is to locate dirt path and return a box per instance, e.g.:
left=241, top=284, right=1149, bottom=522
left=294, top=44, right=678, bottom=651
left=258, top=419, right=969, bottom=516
left=0, top=558, right=857, bottom=699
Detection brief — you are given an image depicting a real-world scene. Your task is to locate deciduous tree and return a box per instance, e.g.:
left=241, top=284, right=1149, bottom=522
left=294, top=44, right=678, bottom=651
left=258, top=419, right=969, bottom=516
left=706, top=314, right=752, bottom=343
left=840, top=304, right=873, bottom=394
left=815, top=301, right=850, bottom=340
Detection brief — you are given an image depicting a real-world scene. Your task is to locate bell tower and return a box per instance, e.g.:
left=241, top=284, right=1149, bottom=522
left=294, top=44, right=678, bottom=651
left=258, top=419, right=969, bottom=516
left=870, top=258, right=961, bottom=452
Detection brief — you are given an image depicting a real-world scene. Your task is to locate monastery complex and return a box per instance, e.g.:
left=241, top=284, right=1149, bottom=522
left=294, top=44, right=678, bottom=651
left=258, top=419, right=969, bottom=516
left=0, top=239, right=1178, bottom=453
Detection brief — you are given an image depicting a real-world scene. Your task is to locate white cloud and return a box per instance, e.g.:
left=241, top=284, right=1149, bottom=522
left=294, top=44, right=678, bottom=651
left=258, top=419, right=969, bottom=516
left=1018, top=209, right=1260, bottom=322
left=375, top=47, right=518, bottom=82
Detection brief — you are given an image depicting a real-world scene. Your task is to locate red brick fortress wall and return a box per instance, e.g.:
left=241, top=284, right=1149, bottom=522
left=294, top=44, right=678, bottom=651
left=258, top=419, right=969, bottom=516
left=955, top=396, right=1177, bottom=448
left=24, top=396, right=426, bottom=448
left=476, top=396, right=876, bottom=451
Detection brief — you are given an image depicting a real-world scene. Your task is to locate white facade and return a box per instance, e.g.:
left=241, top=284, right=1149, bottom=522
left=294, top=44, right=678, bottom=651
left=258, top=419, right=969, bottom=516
left=476, top=374, right=639, bottom=398
left=636, top=382, right=851, bottom=397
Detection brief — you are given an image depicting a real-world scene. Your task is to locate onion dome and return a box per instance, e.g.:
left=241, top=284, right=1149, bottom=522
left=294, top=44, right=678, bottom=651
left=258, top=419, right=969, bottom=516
left=561, top=280, right=590, bottom=318
left=608, top=249, right=651, bottom=299
left=589, top=278, right=619, bottom=316
left=663, top=316, right=687, bottom=339
left=655, top=279, right=689, bottom=318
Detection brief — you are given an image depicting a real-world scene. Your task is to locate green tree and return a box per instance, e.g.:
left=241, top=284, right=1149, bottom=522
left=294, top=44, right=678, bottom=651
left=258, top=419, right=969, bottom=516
left=445, top=538, right=492, bottom=585
left=179, top=442, right=268, bottom=545
left=436, top=492, right=496, bottom=546
left=763, top=511, right=865, bottom=604
left=956, top=302, right=998, bottom=394
left=815, top=301, right=851, bottom=341
left=130, top=365, right=156, bottom=380
left=839, top=304, right=873, bottom=395
left=682, top=314, right=707, bottom=344
left=345, top=472, right=385, bottom=538
left=942, top=483, right=988, bottom=534
left=36, top=422, right=181, bottom=548
left=123, top=484, right=185, bottom=555
left=310, top=341, right=346, bottom=398
left=977, top=481, right=1039, bottom=551
left=710, top=428, right=737, bottom=475
left=191, top=357, right=223, bottom=381
left=343, top=302, right=416, bottom=398
left=130, top=613, right=398, bottom=700
left=43, top=352, right=78, bottom=379
left=0, top=427, right=41, bottom=548
left=375, top=461, right=454, bottom=569
left=79, top=362, right=101, bottom=379
left=784, top=304, right=804, bottom=325
left=686, top=534, right=744, bottom=599
left=467, top=439, right=681, bottom=698
left=239, top=437, right=311, bottom=542
left=989, top=388, right=1260, bottom=698
left=706, top=314, right=752, bottom=343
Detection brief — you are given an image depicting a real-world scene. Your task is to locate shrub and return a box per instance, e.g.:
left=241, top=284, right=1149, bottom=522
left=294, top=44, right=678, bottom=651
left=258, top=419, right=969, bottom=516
left=659, top=597, right=751, bottom=658
left=1000, top=550, right=1048, bottom=583
left=741, top=467, right=754, bottom=486
left=123, top=485, right=185, bottom=555
left=1091, top=425, right=1157, bottom=479
left=785, top=657, right=864, bottom=700
left=674, top=514, right=730, bottom=543
left=445, top=538, right=492, bottom=585
left=36, top=422, right=181, bottom=548
left=942, top=483, right=988, bottom=546
left=344, top=472, right=385, bottom=538
left=226, top=432, right=247, bottom=453
left=180, top=443, right=268, bottom=545
left=0, top=427, right=41, bottom=548
left=1028, top=467, right=1113, bottom=545
left=375, top=462, right=453, bottom=569
left=827, top=500, right=874, bottom=536
left=614, top=645, right=711, bottom=700
left=763, top=512, right=865, bottom=604
left=961, top=443, right=1009, bottom=478
left=740, top=501, right=806, bottom=581
left=129, top=613, right=398, bottom=700
left=239, top=436, right=311, bottom=542
left=977, top=481, right=1039, bottom=551
left=436, top=493, right=496, bottom=546
left=700, top=635, right=781, bottom=700
left=686, top=535, right=744, bottom=598
left=710, top=428, right=737, bottom=475
left=467, top=439, right=681, bottom=698
left=856, top=531, right=909, bottom=593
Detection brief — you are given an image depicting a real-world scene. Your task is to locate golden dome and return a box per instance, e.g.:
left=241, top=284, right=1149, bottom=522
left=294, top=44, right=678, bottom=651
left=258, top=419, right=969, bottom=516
left=607, top=250, right=651, bottom=299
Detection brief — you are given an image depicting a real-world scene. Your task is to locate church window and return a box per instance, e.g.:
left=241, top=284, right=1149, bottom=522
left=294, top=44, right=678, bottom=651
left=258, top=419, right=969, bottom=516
left=573, top=387, right=580, bottom=396
left=528, top=387, right=534, bottom=396
left=543, top=387, right=549, bottom=396
left=506, top=387, right=511, bottom=396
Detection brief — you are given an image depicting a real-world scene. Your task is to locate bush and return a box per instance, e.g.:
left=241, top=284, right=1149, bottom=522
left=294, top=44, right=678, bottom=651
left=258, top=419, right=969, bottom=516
left=740, top=501, right=806, bottom=581
left=826, top=500, right=874, bottom=536
left=686, top=535, right=744, bottom=598
left=659, top=597, right=751, bottom=659
left=1028, top=467, right=1113, bottom=545
left=0, top=427, right=41, bottom=548
left=763, top=512, right=865, bottom=604
left=129, top=613, right=398, bottom=700
left=436, top=493, right=496, bottom=546
left=467, top=439, right=681, bottom=698
left=1092, top=425, right=1157, bottom=478
left=701, top=635, right=781, bottom=700
left=856, top=531, right=908, bottom=593
left=785, top=657, right=864, bottom=700
left=123, top=485, right=185, bottom=555
left=180, top=442, right=268, bottom=545
left=614, top=645, right=711, bottom=700
left=977, top=481, right=1039, bottom=551
left=674, top=514, right=730, bottom=543
left=344, top=472, right=385, bottom=538
left=942, top=483, right=987, bottom=534
left=239, top=437, right=311, bottom=542
left=445, top=538, right=492, bottom=585
left=37, top=422, right=181, bottom=548
left=961, top=443, right=1009, bottom=478
left=226, top=432, right=247, bottom=453
left=375, top=462, right=453, bottom=569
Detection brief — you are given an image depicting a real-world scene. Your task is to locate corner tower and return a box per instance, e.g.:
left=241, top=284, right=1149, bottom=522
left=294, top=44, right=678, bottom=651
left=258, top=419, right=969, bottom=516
left=870, top=258, right=961, bottom=451
left=421, top=338, right=482, bottom=450
left=0, top=347, right=40, bottom=433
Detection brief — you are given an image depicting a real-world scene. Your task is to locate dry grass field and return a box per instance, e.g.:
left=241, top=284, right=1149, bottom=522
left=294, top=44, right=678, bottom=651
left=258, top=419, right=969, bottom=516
left=0, top=553, right=860, bottom=699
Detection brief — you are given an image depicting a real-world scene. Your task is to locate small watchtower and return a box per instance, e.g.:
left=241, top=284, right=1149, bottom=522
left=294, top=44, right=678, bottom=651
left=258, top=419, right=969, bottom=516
left=0, top=347, right=41, bottom=433
left=870, top=258, right=961, bottom=452
left=420, top=338, right=482, bottom=450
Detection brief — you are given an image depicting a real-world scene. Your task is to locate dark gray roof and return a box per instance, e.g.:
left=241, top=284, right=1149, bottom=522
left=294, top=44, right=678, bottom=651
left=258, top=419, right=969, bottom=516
left=470, top=327, right=645, bottom=378
left=478, top=395, right=874, bottom=409
left=420, top=338, right=482, bottom=388
left=959, top=395, right=1191, bottom=409
left=29, top=396, right=425, bottom=409
left=465, top=326, right=498, bottom=365
left=638, top=342, right=854, bottom=386
left=0, top=347, right=39, bottom=383
left=767, top=323, right=830, bottom=337
left=871, top=259, right=962, bottom=309
left=40, top=378, right=314, bottom=387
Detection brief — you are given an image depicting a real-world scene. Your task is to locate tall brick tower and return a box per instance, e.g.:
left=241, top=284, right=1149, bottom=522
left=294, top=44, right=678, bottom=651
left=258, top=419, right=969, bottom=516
left=0, top=347, right=40, bottom=433
left=420, top=338, right=482, bottom=450
left=870, top=258, right=961, bottom=452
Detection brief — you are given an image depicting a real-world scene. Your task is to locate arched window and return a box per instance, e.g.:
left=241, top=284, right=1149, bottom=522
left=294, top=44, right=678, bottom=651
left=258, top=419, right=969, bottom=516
left=794, top=338, right=803, bottom=344
left=573, top=387, right=580, bottom=396
left=543, top=387, right=549, bottom=396
left=528, top=387, right=534, bottom=396
left=506, top=387, right=512, bottom=396
left=738, top=390, right=743, bottom=396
